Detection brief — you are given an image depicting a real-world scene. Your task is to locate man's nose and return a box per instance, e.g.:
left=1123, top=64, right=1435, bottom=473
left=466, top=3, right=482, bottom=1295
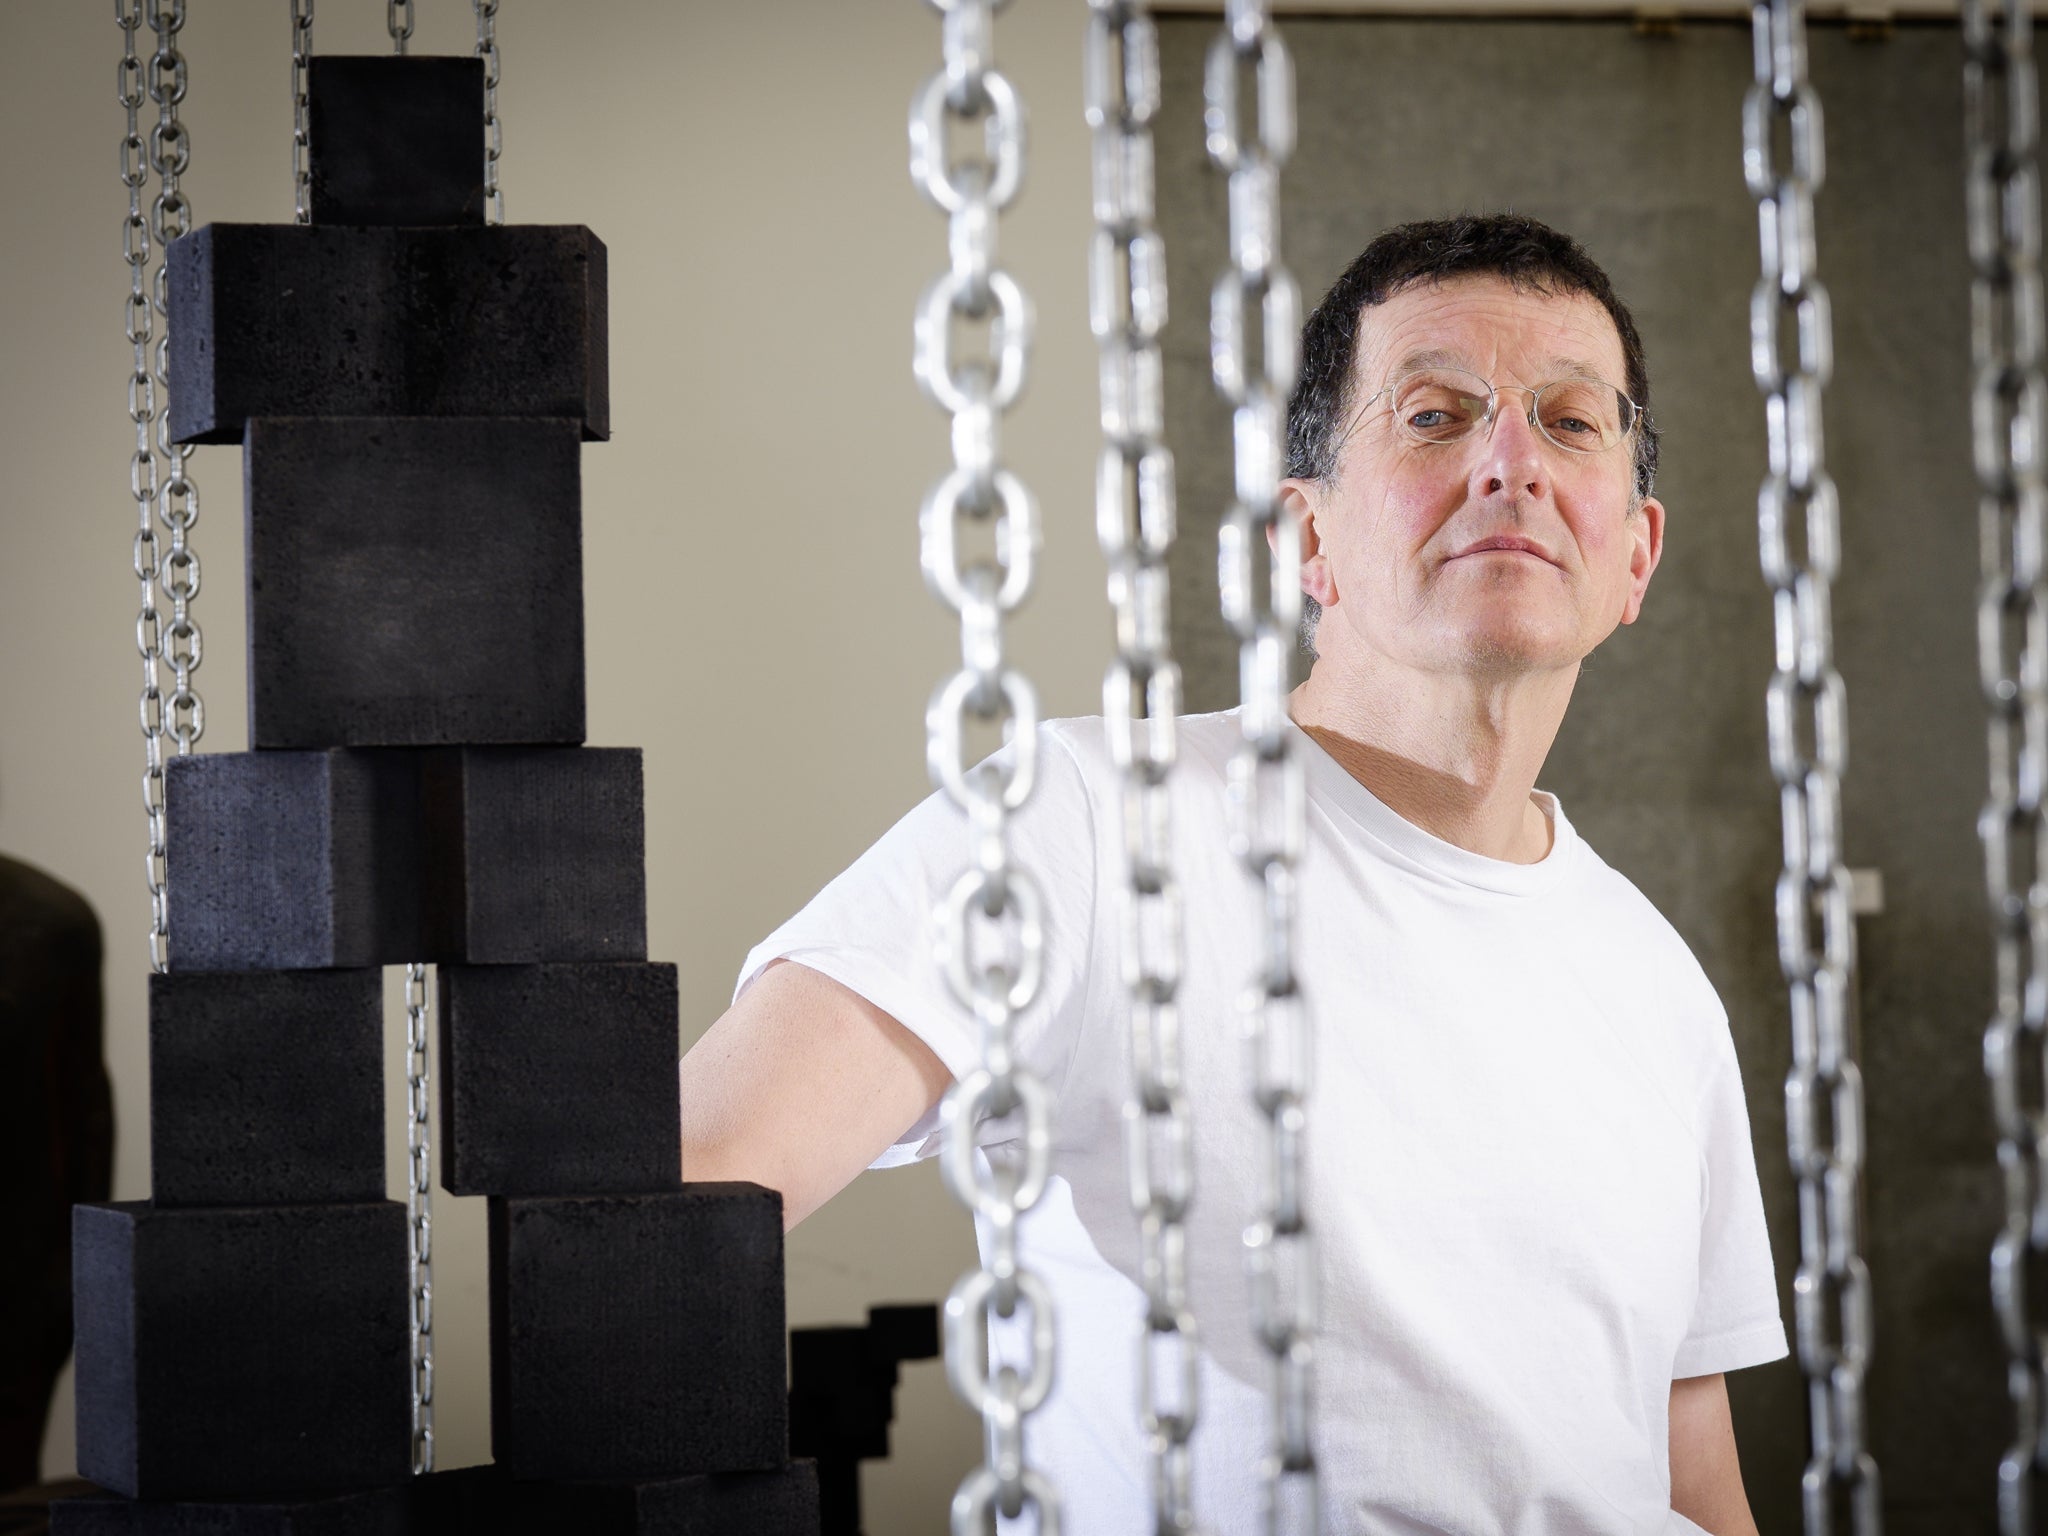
left=1471, top=395, right=1551, bottom=502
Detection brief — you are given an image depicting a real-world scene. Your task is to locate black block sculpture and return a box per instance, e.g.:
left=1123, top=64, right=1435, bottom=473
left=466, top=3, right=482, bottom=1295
left=789, top=1304, right=940, bottom=1536
left=71, top=49, right=817, bottom=1534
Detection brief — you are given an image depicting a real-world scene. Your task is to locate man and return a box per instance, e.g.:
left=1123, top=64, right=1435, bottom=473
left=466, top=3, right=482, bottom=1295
left=679, top=213, right=1784, bottom=1534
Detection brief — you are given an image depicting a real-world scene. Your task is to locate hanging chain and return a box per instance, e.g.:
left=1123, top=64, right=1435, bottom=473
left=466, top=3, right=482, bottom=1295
left=389, top=0, right=414, bottom=55
left=909, top=4, right=1059, bottom=1532
left=118, top=0, right=170, bottom=974
left=290, top=0, right=313, bottom=223
left=119, top=0, right=204, bottom=975
left=1087, top=5, right=1201, bottom=1533
left=405, top=963, right=437, bottom=1475
left=1743, top=4, right=1882, bottom=1531
left=1206, top=4, right=1316, bottom=1531
left=1966, top=4, right=2048, bottom=1530
left=476, top=0, right=502, bottom=225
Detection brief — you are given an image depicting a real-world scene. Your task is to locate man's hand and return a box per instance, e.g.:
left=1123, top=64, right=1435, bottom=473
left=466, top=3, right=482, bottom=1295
left=1669, top=1373, right=1759, bottom=1535
left=678, top=959, right=953, bottom=1230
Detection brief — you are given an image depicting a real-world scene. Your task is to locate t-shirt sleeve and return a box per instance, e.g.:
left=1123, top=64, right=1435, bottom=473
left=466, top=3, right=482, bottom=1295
left=731, top=723, right=1101, bottom=1170
left=1673, top=1022, right=1791, bottom=1378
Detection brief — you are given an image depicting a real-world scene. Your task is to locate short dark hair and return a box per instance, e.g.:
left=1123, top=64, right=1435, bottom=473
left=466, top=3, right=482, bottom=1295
left=1287, top=212, right=1659, bottom=501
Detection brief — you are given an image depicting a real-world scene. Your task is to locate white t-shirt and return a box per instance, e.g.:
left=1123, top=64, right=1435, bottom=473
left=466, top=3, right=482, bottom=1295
left=736, top=710, right=1788, bottom=1535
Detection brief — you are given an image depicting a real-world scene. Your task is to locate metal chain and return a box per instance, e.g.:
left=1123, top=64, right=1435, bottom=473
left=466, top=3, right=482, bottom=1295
left=476, top=0, right=502, bottom=224
left=119, top=0, right=204, bottom=975
left=1205, top=4, right=1315, bottom=1530
left=290, top=0, right=313, bottom=223
left=117, top=0, right=171, bottom=974
left=1966, top=4, right=2048, bottom=1530
left=1742, top=4, right=1881, bottom=1531
left=1087, top=5, right=1200, bottom=1532
left=405, top=963, right=437, bottom=1475
left=909, top=4, right=1058, bottom=1532
left=389, top=0, right=414, bottom=55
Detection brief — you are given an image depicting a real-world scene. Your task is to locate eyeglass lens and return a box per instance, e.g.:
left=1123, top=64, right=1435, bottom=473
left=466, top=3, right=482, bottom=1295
left=1389, top=367, right=1634, bottom=454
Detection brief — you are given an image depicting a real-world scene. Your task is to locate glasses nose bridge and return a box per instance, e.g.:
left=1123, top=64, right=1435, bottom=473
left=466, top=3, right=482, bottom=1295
left=1476, top=380, right=1548, bottom=447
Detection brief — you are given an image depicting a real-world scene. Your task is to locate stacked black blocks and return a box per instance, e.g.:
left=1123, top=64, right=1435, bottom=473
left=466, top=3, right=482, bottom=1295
left=789, top=1304, right=940, bottom=1535
left=67, top=51, right=814, bottom=1536
left=71, top=1202, right=410, bottom=1498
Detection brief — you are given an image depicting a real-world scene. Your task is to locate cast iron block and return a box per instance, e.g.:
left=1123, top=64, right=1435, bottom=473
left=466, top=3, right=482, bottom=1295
left=148, top=969, right=383, bottom=1207
left=437, top=962, right=680, bottom=1197
left=308, top=56, right=484, bottom=226
left=421, top=747, right=646, bottom=964
left=412, top=1461, right=820, bottom=1536
left=489, top=1185, right=787, bottom=1481
left=163, top=750, right=420, bottom=972
left=49, top=1485, right=409, bottom=1535
left=245, top=417, right=585, bottom=750
left=165, top=748, right=645, bottom=969
left=72, top=1201, right=410, bottom=1500
left=167, top=224, right=608, bottom=444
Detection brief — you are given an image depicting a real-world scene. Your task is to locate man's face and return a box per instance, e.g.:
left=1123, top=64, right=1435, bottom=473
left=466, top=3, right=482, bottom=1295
left=1287, top=273, right=1664, bottom=683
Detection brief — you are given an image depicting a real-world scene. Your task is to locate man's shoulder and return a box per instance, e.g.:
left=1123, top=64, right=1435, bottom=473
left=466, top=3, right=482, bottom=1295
left=1036, top=710, right=1243, bottom=784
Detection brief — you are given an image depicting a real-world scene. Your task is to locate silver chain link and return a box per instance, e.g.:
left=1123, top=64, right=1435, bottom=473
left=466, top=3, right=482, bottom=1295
left=405, top=963, right=436, bottom=1475
left=1205, top=4, right=1315, bottom=1530
left=476, top=0, right=502, bottom=225
left=1965, top=4, right=2048, bottom=1529
left=389, top=0, right=414, bottom=55
left=1742, top=5, right=1882, bottom=1531
left=119, top=0, right=204, bottom=975
left=290, top=0, right=313, bottom=224
left=1086, top=6, right=1201, bottom=1532
left=909, top=4, right=1059, bottom=1532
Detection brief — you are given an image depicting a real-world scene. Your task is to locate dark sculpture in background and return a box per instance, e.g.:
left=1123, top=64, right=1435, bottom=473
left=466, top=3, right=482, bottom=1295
left=0, top=854, right=110, bottom=1495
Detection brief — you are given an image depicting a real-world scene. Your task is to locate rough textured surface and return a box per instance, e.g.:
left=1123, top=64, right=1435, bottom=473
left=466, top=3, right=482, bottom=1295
left=437, top=961, right=682, bottom=1197
left=308, top=56, right=485, bottom=226
left=410, top=1461, right=820, bottom=1535
left=244, top=417, right=586, bottom=750
left=49, top=1486, right=410, bottom=1535
left=163, top=751, right=421, bottom=972
left=166, top=224, right=609, bottom=444
left=71, top=1201, right=410, bottom=1500
left=488, top=1185, right=787, bottom=1481
left=422, top=747, right=647, bottom=964
left=165, top=748, right=643, bottom=969
left=1157, top=17, right=1991, bottom=1530
left=148, top=969, right=383, bottom=1207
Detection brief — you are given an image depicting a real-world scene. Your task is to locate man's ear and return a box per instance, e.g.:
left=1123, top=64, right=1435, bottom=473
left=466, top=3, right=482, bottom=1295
left=1619, top=494, right=1665, bottom=626
left=1276, top=479, right=1338, bottom=607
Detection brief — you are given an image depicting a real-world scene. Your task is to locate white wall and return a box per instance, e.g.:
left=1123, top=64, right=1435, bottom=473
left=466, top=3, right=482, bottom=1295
left=4, top=5, right=1113, bottom=1527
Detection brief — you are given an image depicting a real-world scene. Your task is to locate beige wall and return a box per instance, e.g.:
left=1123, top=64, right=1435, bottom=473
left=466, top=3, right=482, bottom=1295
left=5, top=4, right=1114, bottom=1526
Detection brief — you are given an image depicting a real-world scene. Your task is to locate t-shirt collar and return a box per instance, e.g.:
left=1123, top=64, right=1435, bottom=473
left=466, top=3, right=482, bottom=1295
left=1283, top=715, right=1579, bottom=898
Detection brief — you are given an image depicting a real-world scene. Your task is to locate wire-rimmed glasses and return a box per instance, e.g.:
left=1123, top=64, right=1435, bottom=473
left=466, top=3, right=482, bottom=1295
left=1349, top=364, right=1646, bottom=458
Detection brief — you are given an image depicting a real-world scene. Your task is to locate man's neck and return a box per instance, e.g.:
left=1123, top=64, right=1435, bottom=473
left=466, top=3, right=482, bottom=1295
left=1288, top=650, right=1578, bottom=865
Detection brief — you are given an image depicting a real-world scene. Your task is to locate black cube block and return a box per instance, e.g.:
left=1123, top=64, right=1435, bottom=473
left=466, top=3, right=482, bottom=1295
left=246, top=417, right=585, bottom=750
left=72, top=1201, right=410, bottom=1499
left=164, top=751, right=420, bottom=973
left=438, top=962, right=680, bottom=1197
left=167, top=224, right=608, bottom=444
left=309, top=56, right=485, bottom=226
left=50, top=1485, right=410, bottom=1535
left=489, top=1186, right=787, bottom=1481
left=423, top=748, right=646, bottom=964
left=148, top=969, right=383, bottom=1206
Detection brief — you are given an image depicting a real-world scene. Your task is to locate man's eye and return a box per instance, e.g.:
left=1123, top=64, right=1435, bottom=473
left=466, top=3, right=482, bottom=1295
left=1549, top=415, right=1597, bottom=436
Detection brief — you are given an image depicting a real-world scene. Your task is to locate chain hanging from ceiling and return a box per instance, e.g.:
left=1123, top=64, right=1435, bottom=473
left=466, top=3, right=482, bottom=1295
left=1204, top=1, right=1317, bottom=1529
left=117, top=0, right=206, bottom=977
left=909, top=0, right=1061, bottom=1531
left=1743, top=2, right=1882, bottom=1531
left=1086, top=3, right=1204, bottom=1531
left=1964, top=1, right=2048, bottom=1529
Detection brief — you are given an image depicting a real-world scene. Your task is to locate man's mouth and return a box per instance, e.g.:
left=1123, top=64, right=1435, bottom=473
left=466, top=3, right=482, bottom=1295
left=1449, top=535, right=1559, bottom=566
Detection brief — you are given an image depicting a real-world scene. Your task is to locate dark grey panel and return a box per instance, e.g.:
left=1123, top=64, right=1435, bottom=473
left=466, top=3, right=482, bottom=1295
left=1160, top=16, right=1994, bottom=1528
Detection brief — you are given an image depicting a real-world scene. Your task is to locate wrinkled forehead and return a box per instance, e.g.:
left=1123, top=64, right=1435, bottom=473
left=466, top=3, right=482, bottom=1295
left=1354, top=273, right=1629, bottom=392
